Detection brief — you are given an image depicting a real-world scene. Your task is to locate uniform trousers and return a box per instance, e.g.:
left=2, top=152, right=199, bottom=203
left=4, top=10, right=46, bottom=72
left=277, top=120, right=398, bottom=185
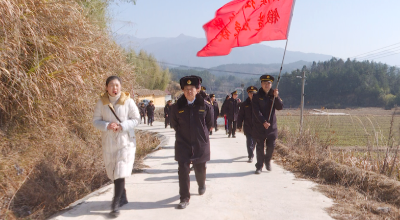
left=214, top=118, right=218, bottom=131
left=245, top=134, right=256, bottom=159
left=178, top=162, right=206, bottom=202
left=255, top=137, right=276, bottom=170
left=165, top=116, right=170, bottom=128
left=228, top=120, right=237, bottom=136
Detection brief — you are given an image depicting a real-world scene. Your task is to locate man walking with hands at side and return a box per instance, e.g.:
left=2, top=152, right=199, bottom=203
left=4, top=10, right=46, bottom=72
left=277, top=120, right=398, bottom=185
left=237, top=86, right=258, bottom=163
left=170, top=76, right=213, bottom=209
left=252, top=75, right=283, bottom=174
left=225, top=91, right=240, bottom=138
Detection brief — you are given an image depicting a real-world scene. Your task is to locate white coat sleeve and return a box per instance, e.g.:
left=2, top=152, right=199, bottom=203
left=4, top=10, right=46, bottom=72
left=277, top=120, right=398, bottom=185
left=93, top=99, right=109, bottom=131
left=120, top=99, right=140, bottom=131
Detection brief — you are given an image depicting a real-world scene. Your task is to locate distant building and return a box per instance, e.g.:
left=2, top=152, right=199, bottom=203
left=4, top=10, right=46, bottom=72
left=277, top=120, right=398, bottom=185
left=133, top=89, right=167, bottom=107
left=164, top=89, right=172, bottom=103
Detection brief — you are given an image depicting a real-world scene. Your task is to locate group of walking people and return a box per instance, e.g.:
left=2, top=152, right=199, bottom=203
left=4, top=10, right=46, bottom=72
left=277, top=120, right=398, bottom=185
left=138, top=100, right=155, bottom=126
left=92, top=74, right=283, bottom=217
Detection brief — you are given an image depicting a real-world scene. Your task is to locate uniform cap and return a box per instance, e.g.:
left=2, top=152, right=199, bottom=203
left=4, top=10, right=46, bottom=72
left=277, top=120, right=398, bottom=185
left=180, top=76, right=200, bottom=90
left=231, top=90, right=238, bottom=95
left=201, top=86, right=206, bottom=91
left=260, top=75, right=274, bottom=82
left=210, top=94, right=215, bottom=98
left=247, top=86, right=258, bottom=93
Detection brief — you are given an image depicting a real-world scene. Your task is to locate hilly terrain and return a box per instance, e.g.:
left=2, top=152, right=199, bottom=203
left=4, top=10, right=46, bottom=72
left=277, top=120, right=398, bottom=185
left=115, top=34, right=332, bottom=69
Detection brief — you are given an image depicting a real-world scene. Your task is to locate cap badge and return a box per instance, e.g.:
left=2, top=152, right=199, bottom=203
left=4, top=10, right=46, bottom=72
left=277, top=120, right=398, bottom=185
left=187, top=80, right=191, bottom=85
left=267, top=76, right=270, bottom=79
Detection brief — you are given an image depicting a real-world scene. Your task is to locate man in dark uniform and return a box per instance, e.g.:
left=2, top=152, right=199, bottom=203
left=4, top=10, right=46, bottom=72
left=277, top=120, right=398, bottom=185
left=209, top=94, right=219, bottom=134
left=221, top=95, right=230, bottom=135
left=139, top=102, right=147, bottom=124
left=199, top=86, right=211, bottom=102
left=164, top=100, right=172, bottom=128
left=170, top=76, right=214, bottom=209
left=237, top=86, right=258, bottom=163
left=225, top=91, right=241, bottom=138
left=146, top=100, right=155, bottom=126
left=252, top=75, right=283, bottom=174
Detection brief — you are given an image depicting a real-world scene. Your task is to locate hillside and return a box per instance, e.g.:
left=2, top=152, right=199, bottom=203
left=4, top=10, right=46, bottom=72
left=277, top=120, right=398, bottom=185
left=0, top=0, right=137, bottom=218
left=115, top=34, right=333, bottom=68
left=209, top=61, right=310, bottom=78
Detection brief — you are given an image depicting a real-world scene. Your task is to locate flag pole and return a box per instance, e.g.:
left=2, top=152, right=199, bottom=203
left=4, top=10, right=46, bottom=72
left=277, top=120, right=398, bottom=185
left=268, top=39, right=289, bottom=122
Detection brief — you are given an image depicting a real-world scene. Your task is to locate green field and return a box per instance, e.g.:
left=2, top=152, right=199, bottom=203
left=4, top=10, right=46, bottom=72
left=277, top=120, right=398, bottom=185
left=277, top=114, right=400, bottom=147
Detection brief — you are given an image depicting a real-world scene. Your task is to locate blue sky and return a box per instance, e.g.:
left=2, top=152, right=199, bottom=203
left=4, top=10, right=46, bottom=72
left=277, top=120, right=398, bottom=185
left=109, top=0, right=400, bottom=66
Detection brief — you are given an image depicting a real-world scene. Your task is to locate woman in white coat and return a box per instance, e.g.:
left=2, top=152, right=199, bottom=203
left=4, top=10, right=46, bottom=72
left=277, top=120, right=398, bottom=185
left=93, top=76, right=140, bottom=217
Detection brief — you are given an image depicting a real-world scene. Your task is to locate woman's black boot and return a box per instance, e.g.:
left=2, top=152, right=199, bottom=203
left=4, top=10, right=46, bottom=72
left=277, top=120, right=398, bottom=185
left=119, top=189, right=128, bottom=207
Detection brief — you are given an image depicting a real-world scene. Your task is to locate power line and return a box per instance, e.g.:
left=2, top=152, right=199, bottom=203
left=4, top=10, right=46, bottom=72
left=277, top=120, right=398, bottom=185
left=357, top=48, right=400, bottom=61
left=354, top=46, right=400, bottom=60
left=350, top=42, right=400, bottom=59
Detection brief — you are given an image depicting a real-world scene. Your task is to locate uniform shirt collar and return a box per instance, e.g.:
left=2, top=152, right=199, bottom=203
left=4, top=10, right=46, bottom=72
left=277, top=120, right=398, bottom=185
left=187, top=97, right=196, bottom=105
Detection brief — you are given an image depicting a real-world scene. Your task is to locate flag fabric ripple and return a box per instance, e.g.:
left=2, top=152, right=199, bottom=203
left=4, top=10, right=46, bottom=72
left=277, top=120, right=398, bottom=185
left=197, top=0, right=296, bottom=57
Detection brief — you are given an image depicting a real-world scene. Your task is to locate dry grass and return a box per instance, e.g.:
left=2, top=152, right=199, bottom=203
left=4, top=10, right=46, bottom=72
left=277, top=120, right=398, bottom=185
left=275, top=109, right=400, bottom=219
left=133, top=130, right=160, bottom=172
left=0, top=0, right=142, bottom=219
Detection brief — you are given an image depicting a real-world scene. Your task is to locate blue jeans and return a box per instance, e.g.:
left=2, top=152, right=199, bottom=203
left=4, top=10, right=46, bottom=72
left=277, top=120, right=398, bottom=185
left=246, top=134, right=255, bottom=159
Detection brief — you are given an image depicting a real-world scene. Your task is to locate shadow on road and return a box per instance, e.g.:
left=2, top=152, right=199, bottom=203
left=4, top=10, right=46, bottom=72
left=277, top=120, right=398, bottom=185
left=145, top=171, right=253, bottom=181
left=58, top=195, right=180, bottom=218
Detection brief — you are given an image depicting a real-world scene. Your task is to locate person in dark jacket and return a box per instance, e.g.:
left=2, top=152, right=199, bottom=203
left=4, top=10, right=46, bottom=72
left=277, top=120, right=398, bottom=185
left=225, top=91, right=241, bottom=138
left=146, top=100, right=155, bottom=126
left=237, top=86, right=258, bottom=163
left=139, top=103, right=147, bottom=124
left=164, top=100, right=172, bottom=128
left=199, top=86, right=211, bottom=102
left=252, top=75, right=283, bottom=174
left=170, top=75, right=213, bottom=209
left=209, top=94, right=219, bottom=133
left=221, top=95, right=230, bottom=134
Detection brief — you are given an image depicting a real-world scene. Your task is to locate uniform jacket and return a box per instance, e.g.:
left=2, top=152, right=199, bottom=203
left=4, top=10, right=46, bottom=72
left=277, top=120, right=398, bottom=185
left=146, top=104, right=155, bottom=117
left=139, top=106, right=146, bottom=116
left=212, top=100, right=219, bottom=121
left=225, top=97, right=241, bottom=121
left=221, top=98, right=229, bottom=116
left=251, top=88, right=283, bottom=141
left=170, top=93, right=213, bottom=164
left=199, top=90, right=211, bottom=102
left=237, top=97, right=254, bottom=136
left=164, top=104, right=171, bottom=118
left=93, top=92, right=140, bottom=181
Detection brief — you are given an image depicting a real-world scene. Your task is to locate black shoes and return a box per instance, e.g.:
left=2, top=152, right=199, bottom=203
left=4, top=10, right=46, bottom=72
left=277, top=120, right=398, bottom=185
left=119, top=189, right=128, bottom=207
left=255, top=169, right=262, bottom=174
left=110, top=196, right=121, bottom=218
left=209, top=131, right=213, bottom=135
left=248, top=157, right=253, bottom=163
left=228, top=134, right=231, bottom=138
left=232, top=135, right=236, bottom=138
left=198, top=185, right=206, bottom=195
left=215, top=128, right=219, bottom=132
left=177, top=200, right=190, bottom=209
left=266, top=162, right=271, bottom=171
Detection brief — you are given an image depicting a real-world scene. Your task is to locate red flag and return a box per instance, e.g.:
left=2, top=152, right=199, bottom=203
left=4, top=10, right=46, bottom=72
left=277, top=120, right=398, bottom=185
left=197, top=0, right=296, bottom=57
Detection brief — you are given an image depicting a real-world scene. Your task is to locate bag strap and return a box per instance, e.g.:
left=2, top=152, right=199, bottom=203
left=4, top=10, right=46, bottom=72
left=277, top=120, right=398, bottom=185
left=108, top=104, right=122, bottom=123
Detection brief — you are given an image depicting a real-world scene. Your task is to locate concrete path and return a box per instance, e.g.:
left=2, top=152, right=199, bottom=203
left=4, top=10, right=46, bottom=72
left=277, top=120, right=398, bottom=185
left=51, top=121, right=334, bottom=220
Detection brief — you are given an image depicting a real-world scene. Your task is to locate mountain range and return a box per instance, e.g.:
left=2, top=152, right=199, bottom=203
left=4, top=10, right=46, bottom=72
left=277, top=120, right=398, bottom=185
left=115, top=34, right=333, bottom=73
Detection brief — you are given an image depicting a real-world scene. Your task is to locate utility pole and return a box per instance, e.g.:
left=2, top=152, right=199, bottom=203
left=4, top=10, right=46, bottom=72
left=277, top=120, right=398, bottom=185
left=300, top=71, right=306, bottom=134
left=297, top=71, right=306, bottom=134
